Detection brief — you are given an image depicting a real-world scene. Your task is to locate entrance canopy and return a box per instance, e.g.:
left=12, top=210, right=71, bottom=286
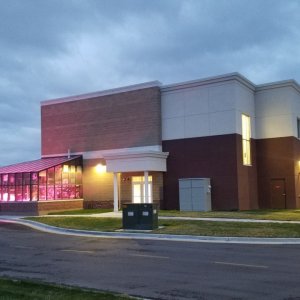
left=103, top=150, right=169, bottom=173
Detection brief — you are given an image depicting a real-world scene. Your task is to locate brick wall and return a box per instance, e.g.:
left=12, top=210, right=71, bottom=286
left=82, top=158, right=114, bottom=206
left=41, top=87, right=161, bottom=155
left=0, top=199, right=83, bottom=215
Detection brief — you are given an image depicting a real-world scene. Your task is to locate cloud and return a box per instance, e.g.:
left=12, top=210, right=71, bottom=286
left=0, top=0, right=300, bottom=165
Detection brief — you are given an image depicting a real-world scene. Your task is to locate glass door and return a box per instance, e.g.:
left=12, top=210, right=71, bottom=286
left=132, top=176, right=152, bottom=203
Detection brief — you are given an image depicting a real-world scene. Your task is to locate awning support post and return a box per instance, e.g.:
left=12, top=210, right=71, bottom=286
left=113, top=172, right=119, bottom=212
left=144, top=171, right=149, bottom=203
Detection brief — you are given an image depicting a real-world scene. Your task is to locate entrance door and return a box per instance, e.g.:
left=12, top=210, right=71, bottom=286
left=270, top=179, right=286, bottom=209
left=132, top=176, right=152, bottom=203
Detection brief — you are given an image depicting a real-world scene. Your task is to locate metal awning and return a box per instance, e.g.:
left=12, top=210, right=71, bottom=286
left=0, top=156, right=81, bottom=174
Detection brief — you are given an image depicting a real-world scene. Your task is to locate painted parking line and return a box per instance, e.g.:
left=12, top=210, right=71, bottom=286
left=129, top=254, right=169, bottom=259
left=214, top=261, right=268, bottom=269
left=14, top=245, right=35, bottom=250
left=60, top=249, right=95, bottom=254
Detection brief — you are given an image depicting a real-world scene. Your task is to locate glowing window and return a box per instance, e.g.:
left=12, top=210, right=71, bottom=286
left=242, top=114, right=251, bottom=166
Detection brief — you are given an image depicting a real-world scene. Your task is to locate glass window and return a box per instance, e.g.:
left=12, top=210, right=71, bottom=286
left=55, top=165, right=62, bottom=184
left=31, top=172, right=38, bottom=184
left=242, top=114, right=251, bottom=166
left=39, top=185, right=46, bottom=200
left=55, top=186, right=62, bottom=199
left=23, top=185, right=30, bottom=201
left=2, top=174, right=8, bottom=185
left=47, top=185, right=54, bottom=200
left=2, top=186, right=8, bottom=201
left=47, top=168, right=55, bottom=185
left=9, top=174, right=15, bottom=186
left=16, top=173, right=22, bottom=186
left=76, top=166, right=82, bottom=185
left=9, top=186, right=15, bottom=201
left=23, top=173, right=30, bottom=185
left=31, top=185, right=38, bottom=201
left=16, top=186, right=23, bottom=201
left=39, top=171, right=47, bottom=185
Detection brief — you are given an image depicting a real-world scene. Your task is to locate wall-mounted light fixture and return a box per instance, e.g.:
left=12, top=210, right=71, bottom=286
left=96, top=163, right=107, bottom=173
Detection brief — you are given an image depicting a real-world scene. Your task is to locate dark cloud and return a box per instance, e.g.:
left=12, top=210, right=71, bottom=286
left=0, top=0, right=300, bottom=165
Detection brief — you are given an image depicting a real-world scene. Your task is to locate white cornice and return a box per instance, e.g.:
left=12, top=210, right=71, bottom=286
left=41, top=81, right=162, bottom=106
left=103, top=150, right=169, bottom=160
left=41, top=145, right=163, bottom=160
left=256, top=80, right=300, bottom=93
left=160, top=72, right=256, bottom=93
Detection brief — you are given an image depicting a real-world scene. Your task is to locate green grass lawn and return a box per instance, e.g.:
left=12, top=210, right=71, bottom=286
left=159, top=209, right=300, bottom=221
left=26, top=216, right=300, bottom=238
left=0, top=277, right=134, bottom=300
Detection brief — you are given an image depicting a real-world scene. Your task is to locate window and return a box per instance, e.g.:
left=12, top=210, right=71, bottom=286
left=132, top=176, right=153, bottom=203
left=242, top=114, right=251, bottom=166
left=297, top=118, right=300, bottom=138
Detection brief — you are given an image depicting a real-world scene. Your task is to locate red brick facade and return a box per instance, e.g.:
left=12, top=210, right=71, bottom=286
left=41, top=86, right=161, bottom=155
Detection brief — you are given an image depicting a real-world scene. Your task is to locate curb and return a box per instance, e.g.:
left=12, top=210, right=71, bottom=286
left=2, top=217, right=300, bottom=245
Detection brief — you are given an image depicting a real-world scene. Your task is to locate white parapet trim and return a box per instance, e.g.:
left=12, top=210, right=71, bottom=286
left=103, top=150, right=169, bottom=173
left=42, top=145, right=163, bottom=160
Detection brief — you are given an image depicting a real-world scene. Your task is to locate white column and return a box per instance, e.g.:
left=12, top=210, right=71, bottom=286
left=113, top=172, right=119, bottom=212
left=144, top=171, right=149, bottom=203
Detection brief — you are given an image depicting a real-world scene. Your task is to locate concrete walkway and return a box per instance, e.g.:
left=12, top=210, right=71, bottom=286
left=1, top=214, right=300, bottom=245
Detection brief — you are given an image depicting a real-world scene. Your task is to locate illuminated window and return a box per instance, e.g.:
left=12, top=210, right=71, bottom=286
left=242, top=114, right=251, bottom=166
left=0, top=158, right=83, bottom=202
left=132, top=176, right=153, bottom=203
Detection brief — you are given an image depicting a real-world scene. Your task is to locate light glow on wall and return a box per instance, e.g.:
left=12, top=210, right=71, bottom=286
left=96, top=163, right=107, bottom=173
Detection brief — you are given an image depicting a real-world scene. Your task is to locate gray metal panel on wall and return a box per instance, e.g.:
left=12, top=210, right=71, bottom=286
left=179, top=178, right=211, bottom=211
left=192, top=187, right=204, bottom=210
left=179, top=187, right=192, bottom=210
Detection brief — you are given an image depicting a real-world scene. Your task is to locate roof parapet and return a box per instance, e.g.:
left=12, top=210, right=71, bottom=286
left=161, top=72, right=256, bottom=92
left=41, top=80, right=162, bottom=106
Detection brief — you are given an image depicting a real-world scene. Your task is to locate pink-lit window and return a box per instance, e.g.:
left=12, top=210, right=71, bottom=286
left=55, top=186, right=62, bottom=199
left=16, top=186, right=23, bottom=201
left=9, top=186, right=15, bottom=201
left=23, top=185, right=30, bottom=201
left=2, top=186, right=8, bottom=201
left=47, top=186, right=54, bottom=200
left=31, top=185, right=38, bottom=201
left=9, top=174, right=15, bottom=186
left=23, top=173, right=30, bottom=185
left=39, top=185, right=46, bottom=200
left=3, top=174, right=8, bottom=186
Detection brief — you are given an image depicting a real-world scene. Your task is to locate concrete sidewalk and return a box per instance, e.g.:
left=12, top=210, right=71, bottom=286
left=1, top=214, right=300, bottom=245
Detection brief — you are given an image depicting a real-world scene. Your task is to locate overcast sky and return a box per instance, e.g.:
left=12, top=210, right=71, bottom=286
left=1, top=0, right=300, bottom=166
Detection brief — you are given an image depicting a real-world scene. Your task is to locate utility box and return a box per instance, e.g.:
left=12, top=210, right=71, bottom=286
left=179, top=178, right=211, bottom=211
left=122, top=203, right=158, bottom=230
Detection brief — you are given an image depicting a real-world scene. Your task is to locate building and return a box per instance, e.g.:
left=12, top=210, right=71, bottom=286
left=1, top=72, right=300, bottom=214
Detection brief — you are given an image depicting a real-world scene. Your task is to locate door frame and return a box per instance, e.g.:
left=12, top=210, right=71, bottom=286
left=270, top=178, right=286, bottom=209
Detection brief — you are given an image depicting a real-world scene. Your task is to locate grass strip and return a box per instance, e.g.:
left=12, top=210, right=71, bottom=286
left=159, top=209, right=300, bottom=221
left=26, top=216, right=300, bottom=238
left=0, top=277, right=134, bottom=300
